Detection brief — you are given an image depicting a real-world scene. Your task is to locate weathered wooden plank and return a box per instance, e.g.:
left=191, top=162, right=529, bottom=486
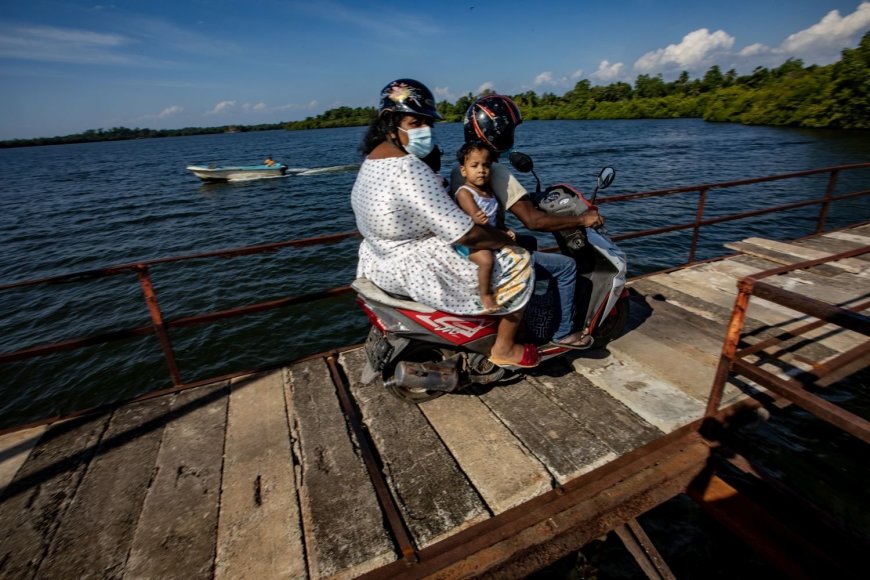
left=0, top=414, right=109, bottom=579
left=824, top=231, right=870, bottom=246
left=657, top=267, right=812, bottom=325
left=125, top=383, right=228, bottom=579
left=799, top=235, right=870, bottom=261
left=418, top=394, right=552, bottom=514
left=526, top=359, right=663, bottom=455
left=709, top=258, right=868, bottom=303
left=631, top=278, right=844, bottom=368
left=288, top=357, right=395, bottom=577
left=0, top=424, right=46, bottom=497
left=341, top=348, right=489, bottom=548
left=708, top=260, right=869, bottom=354
left=724, top=238, right=864, bottom=274
left=573, top=354, right=705, bottom=433
left=478, top=377, right=616, bottom=484
left=37, top=397, right=171, bottom=578
left=605, top=295, right=729, bottom=403
left=215, top=371, right=306, bottom=580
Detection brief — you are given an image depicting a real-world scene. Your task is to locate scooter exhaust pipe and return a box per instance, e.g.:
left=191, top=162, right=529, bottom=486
left=385, top=360, right=459, bottom=392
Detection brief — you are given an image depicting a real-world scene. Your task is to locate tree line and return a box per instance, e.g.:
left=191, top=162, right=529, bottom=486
left=3, top=33, right=867, bottom=148
left=286, top=32, right=868, bottom=131
left=0, top=123, right=285, bottom=149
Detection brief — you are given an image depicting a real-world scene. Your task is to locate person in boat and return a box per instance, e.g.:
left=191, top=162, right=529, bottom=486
left=351, top=78, right=539, bottom=368
left=264, top=155, right=276, bottom=167
left=450, top=95, right=603, bottom=350
left=453, top=140, right=517, bottom=314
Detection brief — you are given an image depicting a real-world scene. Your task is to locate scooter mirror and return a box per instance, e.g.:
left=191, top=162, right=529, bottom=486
left=509, top=151, right=534, bottom=173
left=598, top=167, right=616, bottom=190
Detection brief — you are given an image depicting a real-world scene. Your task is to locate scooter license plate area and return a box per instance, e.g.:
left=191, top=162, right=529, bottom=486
left=365, top=327, right=393, bottom=371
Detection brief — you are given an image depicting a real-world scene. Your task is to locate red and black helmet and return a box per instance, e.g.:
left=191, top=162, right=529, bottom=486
left=463, top=94, right=522, bottom=153
left=378, top=78, right=443, bottom=120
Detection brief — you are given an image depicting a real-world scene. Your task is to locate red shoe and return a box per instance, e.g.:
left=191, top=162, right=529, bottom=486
left=488, top=343, right=540, bottom=368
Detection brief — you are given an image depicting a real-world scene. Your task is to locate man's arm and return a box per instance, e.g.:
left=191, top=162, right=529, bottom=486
left=509, top=198, right=602, bottom=232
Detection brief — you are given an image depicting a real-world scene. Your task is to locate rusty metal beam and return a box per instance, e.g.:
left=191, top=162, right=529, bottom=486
left=731, top=358, right=870, bottom=443
left=687, top=473, right=858, bottom=580
left=614, top=519, right=676, bottom=580
left=326, top=355, right=418, bottom=564
left=751, top=281, right=870, bottom=337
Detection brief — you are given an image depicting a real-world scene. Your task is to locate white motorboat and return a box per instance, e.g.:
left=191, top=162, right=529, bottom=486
left=187, top=163, right=288, bottom=182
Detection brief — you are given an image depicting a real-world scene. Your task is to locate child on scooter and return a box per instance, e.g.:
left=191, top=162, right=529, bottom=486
left=454, top=141, right=516, bottom=313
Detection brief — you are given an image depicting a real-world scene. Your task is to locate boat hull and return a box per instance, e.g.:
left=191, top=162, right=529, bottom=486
left=187, top=164, right=288, bottom=182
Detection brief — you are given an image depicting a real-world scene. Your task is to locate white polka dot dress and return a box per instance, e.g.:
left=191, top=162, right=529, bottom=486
left=351, top=154, right=533, bottom=315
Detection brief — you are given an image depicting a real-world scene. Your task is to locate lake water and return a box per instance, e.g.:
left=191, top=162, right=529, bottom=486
left=1, top=119, right=868, bottom=428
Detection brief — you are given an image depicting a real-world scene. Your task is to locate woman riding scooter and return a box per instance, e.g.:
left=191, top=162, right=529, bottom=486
left=350, top=79, right=538, bottom=368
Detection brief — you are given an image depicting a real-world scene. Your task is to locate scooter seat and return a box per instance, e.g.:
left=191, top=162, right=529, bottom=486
left=351, top=278, right=436, bottom=313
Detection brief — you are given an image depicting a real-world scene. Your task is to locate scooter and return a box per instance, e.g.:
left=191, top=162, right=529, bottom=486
left=352, top=152, right=629, bottom=403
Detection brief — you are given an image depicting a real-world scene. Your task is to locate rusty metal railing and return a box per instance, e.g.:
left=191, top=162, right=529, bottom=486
left=597, top=162, right=870, bottom=266
left=1, top=163, right=868, bottom=404
left=705, top=246, right=870, bottom=443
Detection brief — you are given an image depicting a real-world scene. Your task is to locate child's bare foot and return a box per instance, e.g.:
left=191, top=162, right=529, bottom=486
left=481, top=294, right=499, bottom=313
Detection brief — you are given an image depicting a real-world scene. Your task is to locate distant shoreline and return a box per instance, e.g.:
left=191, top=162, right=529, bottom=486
left=0, top=123, right=288, bottom=149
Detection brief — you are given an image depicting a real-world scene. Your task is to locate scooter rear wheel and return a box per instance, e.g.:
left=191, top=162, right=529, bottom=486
left=383, top=345, right=450, bottom=404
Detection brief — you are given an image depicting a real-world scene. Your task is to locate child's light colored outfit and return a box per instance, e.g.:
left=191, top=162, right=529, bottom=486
left=454, top=185, right=499, bottom=258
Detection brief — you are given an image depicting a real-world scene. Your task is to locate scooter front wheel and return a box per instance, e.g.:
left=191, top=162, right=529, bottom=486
left=592, top=295, right=630, bottom=345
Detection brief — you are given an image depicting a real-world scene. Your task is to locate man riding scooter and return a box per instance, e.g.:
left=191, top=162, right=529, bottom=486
left=450, top=95, right=603, bottom=349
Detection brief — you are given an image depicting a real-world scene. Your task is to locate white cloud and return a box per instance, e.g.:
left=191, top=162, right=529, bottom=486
left=738, top=43, right=770, bottom=57
left=630, top=2, right=870, bottom=77
left=591, top=60, right=626, bottom=83
left=778, top=1, right=870, bottom=59
left=570, top=69, right=584, bottom=80
left=535, top=71, right=577, bottom=89
left=207, top=100, right=236, bottom=114
left=157, top=105, right=182, bottom=118
left=0, top=25, right=131, bottom=64
left=434, top=86, right=453, bottom=100
left=477, top=81, right=496, bottom=94
left=273, top=100, right=318, bottom=111
left=534, top=71, right=555, bottom=86
left=635, top=28, right=735, bottom=73
left=241, top=102, right=269, bottom=112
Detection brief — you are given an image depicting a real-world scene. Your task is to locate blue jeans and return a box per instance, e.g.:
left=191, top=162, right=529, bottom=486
left=532, top=251, right=577, bottom=340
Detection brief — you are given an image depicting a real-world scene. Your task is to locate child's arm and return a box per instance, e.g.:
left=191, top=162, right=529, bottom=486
left=455, top=188, right=489, bottom=225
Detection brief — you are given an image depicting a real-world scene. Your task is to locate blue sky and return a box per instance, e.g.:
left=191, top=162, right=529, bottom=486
left=1, top=1, right=869, bottom=139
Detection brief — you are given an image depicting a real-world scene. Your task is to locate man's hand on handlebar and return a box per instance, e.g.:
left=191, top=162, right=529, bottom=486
left=581, top=210, right=604, bottom=229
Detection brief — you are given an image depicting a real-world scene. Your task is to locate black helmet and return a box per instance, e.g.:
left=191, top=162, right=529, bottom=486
left=463, top=94, right=522, bottom=153
left=379, top=78, right=443, bottom=120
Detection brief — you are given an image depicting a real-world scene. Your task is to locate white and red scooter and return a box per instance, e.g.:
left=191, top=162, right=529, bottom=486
left=352, top=152, right=629, bottom=403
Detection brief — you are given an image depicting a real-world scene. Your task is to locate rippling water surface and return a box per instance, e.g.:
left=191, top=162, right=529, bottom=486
left=1, top=119, right=868, bottom=427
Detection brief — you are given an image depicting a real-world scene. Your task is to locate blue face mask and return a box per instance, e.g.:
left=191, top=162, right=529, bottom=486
left=399, top=126, right=436, bottom=158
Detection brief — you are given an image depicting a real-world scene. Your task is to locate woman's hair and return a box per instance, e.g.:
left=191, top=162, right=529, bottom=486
left=456, top=140, right=492, bottom=165
left=359, top=112, right=400, bottom=155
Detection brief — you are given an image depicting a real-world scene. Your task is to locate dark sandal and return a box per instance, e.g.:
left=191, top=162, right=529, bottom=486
left=550, top=332, right=594, bottom=350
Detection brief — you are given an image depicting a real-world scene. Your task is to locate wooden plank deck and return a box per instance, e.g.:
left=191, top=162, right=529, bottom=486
left=1, top=226, right=867, bottom=579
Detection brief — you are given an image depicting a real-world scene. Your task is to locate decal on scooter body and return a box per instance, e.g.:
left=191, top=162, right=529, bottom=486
left=400, top=310, right=497, bottom=344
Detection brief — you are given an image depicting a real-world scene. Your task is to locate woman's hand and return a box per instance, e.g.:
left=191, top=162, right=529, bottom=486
left=506, top=229, right=517, bottom=241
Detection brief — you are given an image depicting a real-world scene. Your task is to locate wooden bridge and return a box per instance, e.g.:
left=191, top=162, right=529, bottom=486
left=1, top=226, right=868, bottom=579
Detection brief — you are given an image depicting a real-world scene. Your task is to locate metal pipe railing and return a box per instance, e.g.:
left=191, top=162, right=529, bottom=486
left=2, top=163, right=868, bottom=394
left=705, top=245, right=870, bottom=443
